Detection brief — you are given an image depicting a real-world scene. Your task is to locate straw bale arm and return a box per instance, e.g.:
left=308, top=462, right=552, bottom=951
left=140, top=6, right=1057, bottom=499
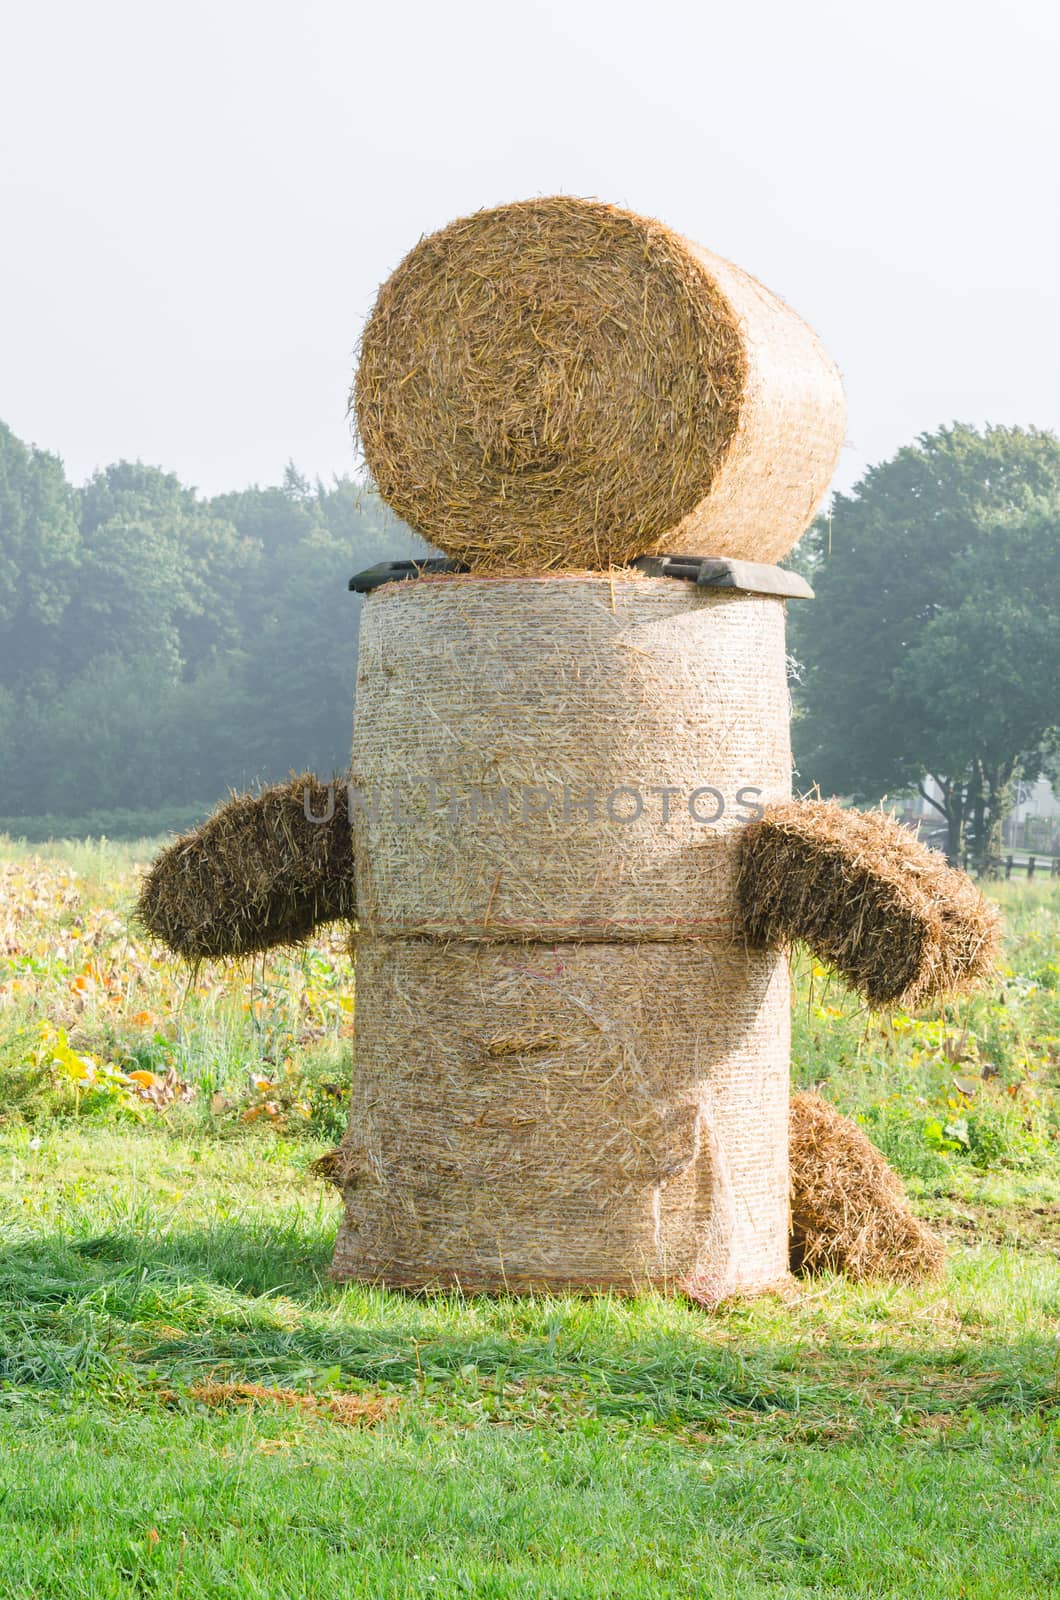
left=736, top=801, right=1000, bottom=1010
left=137, top=775, right=355, bottom=960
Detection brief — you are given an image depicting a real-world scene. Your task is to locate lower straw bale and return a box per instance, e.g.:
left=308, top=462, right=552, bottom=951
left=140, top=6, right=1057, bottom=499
left=327, top=935, right=792, bottom=1302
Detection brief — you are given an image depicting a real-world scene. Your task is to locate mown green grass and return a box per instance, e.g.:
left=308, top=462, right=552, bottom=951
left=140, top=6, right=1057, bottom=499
left=1, top=847, right=1059, bottom=1596
left=4, top=1126, right=1060, bottom=1598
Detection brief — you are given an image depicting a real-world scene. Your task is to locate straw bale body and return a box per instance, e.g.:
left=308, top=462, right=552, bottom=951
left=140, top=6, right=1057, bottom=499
left=354, top=197, right=845, bottom=571
left=351, top=573, right=792, bottom=940
left=328, top=570, right=797, bottom=1296
left=330, top=937, right=792, bottom=1300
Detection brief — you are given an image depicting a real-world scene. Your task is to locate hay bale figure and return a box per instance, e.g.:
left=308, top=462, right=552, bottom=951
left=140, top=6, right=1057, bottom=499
left=139, top=197, right=997, bottom=1300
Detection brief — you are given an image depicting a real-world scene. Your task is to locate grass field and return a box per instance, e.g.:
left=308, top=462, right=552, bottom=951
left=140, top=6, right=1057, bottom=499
left=1, top=837, right=1059, bottom=1597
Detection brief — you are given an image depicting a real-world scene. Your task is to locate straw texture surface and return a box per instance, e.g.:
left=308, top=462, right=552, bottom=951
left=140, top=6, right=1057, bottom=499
left=137, top=775, right=354, bottom=960
left=789, top=1092, right=945, bottom=1282
left=328, top=937, right=791, bottom=1301
left=354, top=197, right=845, bottom=570
left=738, top=801, right=1000, bottom=1010
left=352, top=573, right=792, bottom=941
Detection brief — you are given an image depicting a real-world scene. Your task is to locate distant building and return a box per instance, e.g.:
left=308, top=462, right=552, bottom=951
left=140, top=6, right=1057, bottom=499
left=1006, top=777, right=1060, bottom=853
left=897, top=776, right=1059, bottom=857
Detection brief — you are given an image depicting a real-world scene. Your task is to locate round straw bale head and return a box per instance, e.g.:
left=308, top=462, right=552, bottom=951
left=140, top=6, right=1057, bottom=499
left=329, top=936, right=792, bottom=1300
left=350, top=572, right=793, bottom=941
left=354, top=196, right=845, bottom=570
left=137, top=775, right=354, bottom=959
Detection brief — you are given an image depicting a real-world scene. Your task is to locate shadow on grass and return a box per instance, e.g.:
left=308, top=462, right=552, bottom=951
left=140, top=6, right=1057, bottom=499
left=1, top=1220, right=1058, bottom=1438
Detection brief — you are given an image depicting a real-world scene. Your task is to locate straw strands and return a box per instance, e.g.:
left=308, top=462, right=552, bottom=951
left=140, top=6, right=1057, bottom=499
left=789, top=1092, right=945, bottom=1282
left=352, top=573, right=792, bottom=940
left=737, top=801, right=1001, bottom=1010
left=353, top=197, right=845, bottom=571
left=137, top=775, right=355, bottom=960
left=327, top=936, right=792, bottom=1302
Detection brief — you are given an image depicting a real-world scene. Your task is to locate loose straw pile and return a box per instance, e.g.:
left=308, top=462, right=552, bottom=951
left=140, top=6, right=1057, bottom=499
left=790, top=1093, right=944, bottom=1282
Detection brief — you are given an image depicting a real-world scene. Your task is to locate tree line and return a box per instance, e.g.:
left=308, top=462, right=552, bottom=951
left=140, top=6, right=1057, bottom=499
left=0, top=417, right=1057, bottom=866
left=0, top=420, right=424, bottom=832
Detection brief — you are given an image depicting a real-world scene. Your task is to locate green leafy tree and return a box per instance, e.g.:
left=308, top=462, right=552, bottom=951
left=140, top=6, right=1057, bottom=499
left=72, top=462, right=252, bottom=678
left=215, top=470, right=427, bottom=783
left=790, top=425, right=1060, bottom=870
left=0, top=422, right=80, bottom=687
left=0, top=419, right=429, bottom=821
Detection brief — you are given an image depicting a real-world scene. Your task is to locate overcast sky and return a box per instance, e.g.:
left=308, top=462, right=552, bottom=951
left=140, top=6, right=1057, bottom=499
left=2, top=0, right=1057, bottom=500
